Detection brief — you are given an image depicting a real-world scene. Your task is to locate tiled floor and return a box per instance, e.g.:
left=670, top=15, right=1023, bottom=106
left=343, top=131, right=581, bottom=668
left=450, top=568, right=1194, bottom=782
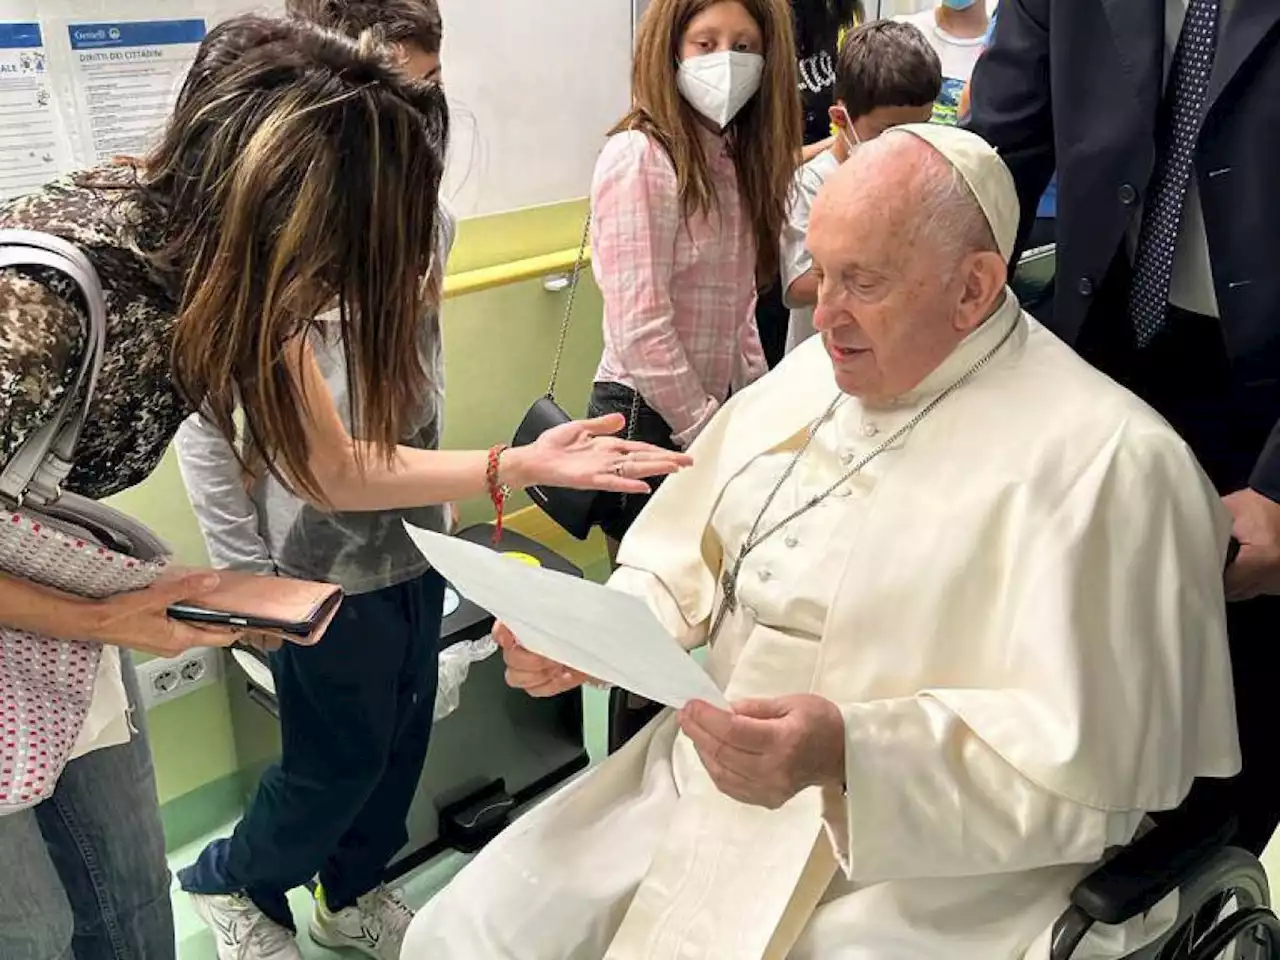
left=170, top=829, right=467, bottom=958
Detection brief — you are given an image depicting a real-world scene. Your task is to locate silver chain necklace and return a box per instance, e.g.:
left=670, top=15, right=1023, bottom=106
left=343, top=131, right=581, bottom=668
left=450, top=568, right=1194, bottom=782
left=707, top=318, right=1018, bottom=646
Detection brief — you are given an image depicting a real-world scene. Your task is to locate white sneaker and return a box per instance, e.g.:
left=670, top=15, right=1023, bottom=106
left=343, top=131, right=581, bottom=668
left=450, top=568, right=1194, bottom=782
left=309, top=884, right=415, bottom=960
left=190, top=893, right=304, bottom=960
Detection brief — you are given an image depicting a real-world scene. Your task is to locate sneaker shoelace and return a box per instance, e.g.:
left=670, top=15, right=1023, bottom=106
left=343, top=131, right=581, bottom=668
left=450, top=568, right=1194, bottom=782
left=235, top=900, right=296, bottom=958
left=364, top=886, right=414, bottom=931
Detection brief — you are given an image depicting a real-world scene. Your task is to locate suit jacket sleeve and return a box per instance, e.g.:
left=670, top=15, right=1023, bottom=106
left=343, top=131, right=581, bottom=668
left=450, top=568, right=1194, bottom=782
left=1250, top=425, right=1280, bottom=502
left=964, top=0, right=1057, bottom=261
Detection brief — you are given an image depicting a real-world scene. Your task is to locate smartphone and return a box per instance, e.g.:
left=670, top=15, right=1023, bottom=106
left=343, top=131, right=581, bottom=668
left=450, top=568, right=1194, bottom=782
left=165, top=572, right=344, bottom=644
left=167, top=593, right=342, bottom=640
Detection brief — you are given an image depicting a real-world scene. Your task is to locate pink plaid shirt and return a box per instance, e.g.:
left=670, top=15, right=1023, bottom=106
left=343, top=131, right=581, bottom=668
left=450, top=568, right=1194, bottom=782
left=592, top=127, right=767, bottom=449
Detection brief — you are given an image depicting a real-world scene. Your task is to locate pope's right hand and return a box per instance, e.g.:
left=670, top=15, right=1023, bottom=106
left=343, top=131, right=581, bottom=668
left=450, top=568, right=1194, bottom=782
left=94, top=571, right=245, bottom=657
left=494, top=621, right=593, bottom=698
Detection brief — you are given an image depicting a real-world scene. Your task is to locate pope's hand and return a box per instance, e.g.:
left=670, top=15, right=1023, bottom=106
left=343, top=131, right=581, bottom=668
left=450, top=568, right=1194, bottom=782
left=678, top=696, right=846, bottom=810
left=494, top=621, right=593, bottom=698
left=1224, top=489, right=1280, bottom=601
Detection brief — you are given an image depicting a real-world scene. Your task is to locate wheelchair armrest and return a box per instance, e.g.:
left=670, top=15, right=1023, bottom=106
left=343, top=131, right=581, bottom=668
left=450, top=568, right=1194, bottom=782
left=1069, top=809, right=1236, bottom=926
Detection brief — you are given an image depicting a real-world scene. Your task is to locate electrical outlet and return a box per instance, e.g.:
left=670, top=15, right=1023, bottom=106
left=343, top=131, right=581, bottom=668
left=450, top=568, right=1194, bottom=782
left=136, top=647, right=223, bottom=710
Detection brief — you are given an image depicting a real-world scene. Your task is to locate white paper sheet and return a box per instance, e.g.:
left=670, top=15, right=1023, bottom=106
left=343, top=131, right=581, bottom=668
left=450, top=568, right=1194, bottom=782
left=405, top=524, right=729, bottom=710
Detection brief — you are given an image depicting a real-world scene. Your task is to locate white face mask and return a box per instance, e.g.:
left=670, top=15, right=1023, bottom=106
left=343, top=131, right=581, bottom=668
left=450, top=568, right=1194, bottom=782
left=836, top=107, right=863, bottom=154
left=677, top=50, right=765, bottom=129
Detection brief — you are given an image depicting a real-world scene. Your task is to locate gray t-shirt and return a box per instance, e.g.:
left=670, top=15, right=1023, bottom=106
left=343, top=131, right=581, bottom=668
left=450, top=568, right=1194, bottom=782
left=175, top=206, right=457, bottom=596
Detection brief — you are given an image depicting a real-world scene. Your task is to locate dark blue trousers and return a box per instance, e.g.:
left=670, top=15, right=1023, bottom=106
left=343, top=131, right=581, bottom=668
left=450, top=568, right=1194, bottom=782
left=179, top=571, right=444, bottom=930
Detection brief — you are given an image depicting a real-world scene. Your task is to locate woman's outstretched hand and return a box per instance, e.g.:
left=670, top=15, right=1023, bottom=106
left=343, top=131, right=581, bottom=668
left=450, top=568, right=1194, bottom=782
left=511, top=413, right=692, bottom=494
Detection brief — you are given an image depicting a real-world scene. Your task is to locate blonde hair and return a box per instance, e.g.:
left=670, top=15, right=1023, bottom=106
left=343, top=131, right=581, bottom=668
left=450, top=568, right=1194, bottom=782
left=619, top=0, right=802, bottom=283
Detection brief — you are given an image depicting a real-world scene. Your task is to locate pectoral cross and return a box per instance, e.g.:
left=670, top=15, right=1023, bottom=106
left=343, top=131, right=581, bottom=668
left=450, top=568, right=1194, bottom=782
left=720, top=566, right=738, bottom=614
left=719, top=547, right=748, bottom=615
left=708, top=557, right=744, bottom=648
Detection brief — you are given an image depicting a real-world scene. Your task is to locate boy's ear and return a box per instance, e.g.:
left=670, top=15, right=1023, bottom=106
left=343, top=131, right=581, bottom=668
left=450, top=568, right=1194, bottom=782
left=828, top=101, right=849, bottom=131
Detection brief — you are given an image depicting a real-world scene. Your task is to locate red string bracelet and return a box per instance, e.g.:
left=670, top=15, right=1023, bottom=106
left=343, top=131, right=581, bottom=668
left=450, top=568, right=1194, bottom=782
left=486, top=444, right=510, bottom=545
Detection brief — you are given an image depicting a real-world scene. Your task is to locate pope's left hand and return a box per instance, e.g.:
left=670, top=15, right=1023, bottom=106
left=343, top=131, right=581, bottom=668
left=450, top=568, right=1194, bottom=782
left=1224, top=489, right=1280, bottom=601
left=679, top=695, right=846, bottom=810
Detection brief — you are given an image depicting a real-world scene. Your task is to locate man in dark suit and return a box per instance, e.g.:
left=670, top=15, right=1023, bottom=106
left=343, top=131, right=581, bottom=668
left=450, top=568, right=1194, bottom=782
left=966, top=0, right=1280, bottom=856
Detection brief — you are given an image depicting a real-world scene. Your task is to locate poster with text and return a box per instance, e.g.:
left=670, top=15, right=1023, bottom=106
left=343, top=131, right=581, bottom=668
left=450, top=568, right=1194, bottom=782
left=65, top=18, right=205, bottom=163
left=0, top=22, right=73, bottom=199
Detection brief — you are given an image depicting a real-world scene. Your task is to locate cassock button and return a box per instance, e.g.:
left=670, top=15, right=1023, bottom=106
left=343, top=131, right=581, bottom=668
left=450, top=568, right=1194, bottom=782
left=784, top=534, right=799, bottom=548
left=863, top=423, right=879, bottom=438
left=841, top=451, right=854, bottom=466
left=1119, top=183, right=1138, bottom=206
left=1077, top=277, right=1095, bottom=298
left=758, top=568, right=773, bottom=582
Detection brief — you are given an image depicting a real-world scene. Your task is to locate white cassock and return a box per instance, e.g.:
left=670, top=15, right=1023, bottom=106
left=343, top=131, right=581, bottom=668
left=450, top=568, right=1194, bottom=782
left=404, top=295, right=1240, bottom=960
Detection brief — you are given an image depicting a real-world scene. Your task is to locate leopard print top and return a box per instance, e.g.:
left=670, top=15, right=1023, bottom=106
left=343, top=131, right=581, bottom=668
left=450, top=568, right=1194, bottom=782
left=0, top=171, right=187, bottom=501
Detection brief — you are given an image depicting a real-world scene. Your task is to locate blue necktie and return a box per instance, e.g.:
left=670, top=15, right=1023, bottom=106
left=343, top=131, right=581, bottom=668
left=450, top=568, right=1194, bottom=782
left=1128, top=0, right=1220, bottom=348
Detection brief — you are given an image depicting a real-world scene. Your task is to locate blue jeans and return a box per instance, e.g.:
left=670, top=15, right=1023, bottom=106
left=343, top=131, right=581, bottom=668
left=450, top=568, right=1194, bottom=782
left=180, top=571, right=444, bottom=930
left=0, top=652, right=175, bottom=960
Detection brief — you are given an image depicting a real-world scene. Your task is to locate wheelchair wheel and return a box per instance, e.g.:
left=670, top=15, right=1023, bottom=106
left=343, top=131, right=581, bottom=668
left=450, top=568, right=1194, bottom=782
left=1154, top=847, right=1278, bottom=960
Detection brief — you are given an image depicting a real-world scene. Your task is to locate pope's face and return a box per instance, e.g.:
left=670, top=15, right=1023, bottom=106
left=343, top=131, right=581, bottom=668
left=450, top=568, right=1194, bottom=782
left=806, top=210, right=961, bottom=403
left=807, top=151, right=1002, bottom=403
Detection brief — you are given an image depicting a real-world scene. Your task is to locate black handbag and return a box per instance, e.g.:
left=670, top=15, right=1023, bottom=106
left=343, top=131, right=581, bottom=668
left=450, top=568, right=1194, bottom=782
left=512, top=216, right=638, bottom=541
left=513, top=395, right=598, bottom=540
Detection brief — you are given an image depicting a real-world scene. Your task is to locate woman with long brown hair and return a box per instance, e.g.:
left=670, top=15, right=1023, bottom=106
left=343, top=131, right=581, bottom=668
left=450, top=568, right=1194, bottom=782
left=0, top=15, right=687, bottom=960
left=587, top=0, right=802, bottom=562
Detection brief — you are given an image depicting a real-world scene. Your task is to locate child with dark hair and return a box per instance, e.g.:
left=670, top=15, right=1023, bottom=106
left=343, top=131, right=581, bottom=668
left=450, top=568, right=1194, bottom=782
left=781, top=19, right=942, bottom=352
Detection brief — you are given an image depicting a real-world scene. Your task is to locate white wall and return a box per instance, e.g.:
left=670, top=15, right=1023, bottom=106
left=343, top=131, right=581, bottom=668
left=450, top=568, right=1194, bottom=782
left=436, top=0, right=632, bottom=217
left=1, top=0, right=633, bottom=216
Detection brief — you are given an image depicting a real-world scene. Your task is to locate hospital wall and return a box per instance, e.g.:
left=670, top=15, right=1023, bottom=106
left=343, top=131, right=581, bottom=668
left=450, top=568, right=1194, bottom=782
left=105, top=198, right=616, bottom=850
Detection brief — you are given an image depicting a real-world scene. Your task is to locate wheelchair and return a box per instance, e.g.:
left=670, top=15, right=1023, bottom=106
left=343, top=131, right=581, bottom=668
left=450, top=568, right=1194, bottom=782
left=602, top=240, right=1280, bottom=960
left=606, top=685, right=1278, bottom=960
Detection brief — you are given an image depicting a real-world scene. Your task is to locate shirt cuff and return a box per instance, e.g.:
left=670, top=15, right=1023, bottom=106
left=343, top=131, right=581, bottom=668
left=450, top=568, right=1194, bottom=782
left=672, top=397, right=721, bottom=449
left=221, top=557, right=279, bottom=576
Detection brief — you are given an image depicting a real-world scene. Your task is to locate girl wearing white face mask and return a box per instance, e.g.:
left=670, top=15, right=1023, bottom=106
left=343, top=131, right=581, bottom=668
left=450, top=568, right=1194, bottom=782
left=586, top=0, right=801, bottom=562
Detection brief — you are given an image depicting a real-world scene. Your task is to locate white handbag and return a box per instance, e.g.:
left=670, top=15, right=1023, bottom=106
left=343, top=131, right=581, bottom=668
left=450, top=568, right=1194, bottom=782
left=0, top=230, right=171, bottom=815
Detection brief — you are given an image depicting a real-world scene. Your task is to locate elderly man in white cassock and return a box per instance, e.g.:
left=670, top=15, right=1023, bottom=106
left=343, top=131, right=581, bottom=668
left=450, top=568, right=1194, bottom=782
left=402, top=126, right=1241, bottom=960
